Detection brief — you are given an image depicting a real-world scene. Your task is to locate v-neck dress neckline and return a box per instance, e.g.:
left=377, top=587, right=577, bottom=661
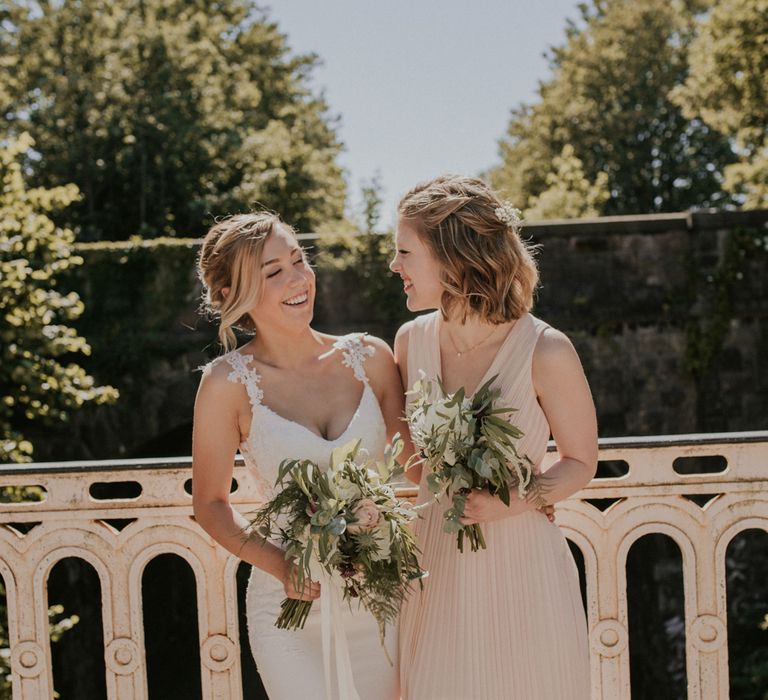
left=432, top=313, right=527, bottom=398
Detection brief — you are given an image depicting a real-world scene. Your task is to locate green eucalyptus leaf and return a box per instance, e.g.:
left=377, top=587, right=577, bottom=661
left=443, top=519, right=463, bottom=534
left=426, top=473, right=443, bottom=494
left=329, top=516, right=347, bottom=536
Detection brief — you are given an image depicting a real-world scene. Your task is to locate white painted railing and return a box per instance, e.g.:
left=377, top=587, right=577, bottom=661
left=1, top=431, right=766, bottom=699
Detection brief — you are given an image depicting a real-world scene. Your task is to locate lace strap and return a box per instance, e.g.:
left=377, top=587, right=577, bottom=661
left=223, top=352, right=264, bottom=407
left=333, top=333, right=375, bottom=384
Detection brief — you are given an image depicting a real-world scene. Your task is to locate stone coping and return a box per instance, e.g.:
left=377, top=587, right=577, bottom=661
left=72, top=209, right=768, bottom=249
left=2, top=430, right=765, bottom=476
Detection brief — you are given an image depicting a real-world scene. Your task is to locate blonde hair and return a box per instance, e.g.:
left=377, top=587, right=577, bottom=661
left=197, top=212, right=292, bottom=351
left=398, top=174, right=538, bottom=323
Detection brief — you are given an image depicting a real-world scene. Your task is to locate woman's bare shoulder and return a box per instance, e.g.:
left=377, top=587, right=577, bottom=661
left=393, top=319, right=417, bottom=357
left=534, top=326, right=576, bottom=360
left=196, top=354, right=243, bottom=404
left=532, top=326, right=586, bottom=393
left=358, top=334, right=398, bottom=382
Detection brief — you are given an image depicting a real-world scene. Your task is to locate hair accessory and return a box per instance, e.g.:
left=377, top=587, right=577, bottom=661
left=494, top=202, right=522, bottom=227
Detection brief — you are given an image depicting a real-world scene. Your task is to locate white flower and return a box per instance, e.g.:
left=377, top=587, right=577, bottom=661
left=407, top=405, right=435, bottom=448
left=410, top=392, right=475, bottom=466
left=422, top=398, right=463, bottom=434
left=422, top=402, right=448, bottom=434
left=333, top=476, right=362, bottom=503
left=495, top=201, right=522, bottom=227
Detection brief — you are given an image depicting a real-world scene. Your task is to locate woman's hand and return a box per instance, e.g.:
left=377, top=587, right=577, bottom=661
left=282, top=562, right=321, bottom=601
left=539, top=503, right=556, bottom=523
left=459, top=489, right=555, bottom=524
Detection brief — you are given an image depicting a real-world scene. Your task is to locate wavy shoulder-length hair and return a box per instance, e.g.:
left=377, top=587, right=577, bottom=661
left=398, top=174, right=538, bottom=323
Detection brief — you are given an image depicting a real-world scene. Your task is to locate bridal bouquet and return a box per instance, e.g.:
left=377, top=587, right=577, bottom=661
left=248, top=436, right=424, bottom=639
left=408, top=372, right=536, bottom=552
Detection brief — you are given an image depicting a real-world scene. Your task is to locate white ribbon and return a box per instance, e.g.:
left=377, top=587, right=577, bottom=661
left=319, top=570, right=361, bottom=700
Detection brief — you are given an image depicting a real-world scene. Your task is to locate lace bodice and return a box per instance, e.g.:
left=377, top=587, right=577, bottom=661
left=218, top=334, right=386, bottom=505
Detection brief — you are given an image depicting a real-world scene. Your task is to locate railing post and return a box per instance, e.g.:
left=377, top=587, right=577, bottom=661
left=5, top=544, right=54, bottom=698
left=196, top=535, right=244, bottom=698
left=103, top=551, right=147, bottom=700
left=592, top=523, right=631, bottom=699
left=689, top=530, right=728, bottom=699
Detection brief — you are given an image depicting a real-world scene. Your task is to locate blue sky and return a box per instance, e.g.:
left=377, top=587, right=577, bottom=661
left=267, top=0, right=583, bottom=229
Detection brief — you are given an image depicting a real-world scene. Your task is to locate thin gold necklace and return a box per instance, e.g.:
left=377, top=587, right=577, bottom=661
left=444, top=324, right=499, bottom=358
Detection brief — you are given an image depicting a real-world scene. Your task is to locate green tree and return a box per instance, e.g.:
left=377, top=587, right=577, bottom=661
left=314, top=177, right=410, bottom=339
left=360, top=172, right=385, bottom=235
left=0, top=134, right=118, bottom=464
left=1, top=133, right=110, bottom=700
left=1, top=0, right=345, bottom=240
left=673, top=0, right=768, bottom=208
left=524, top=144, right=610, bottom=220
left=489, top=0, right=736, bottom=216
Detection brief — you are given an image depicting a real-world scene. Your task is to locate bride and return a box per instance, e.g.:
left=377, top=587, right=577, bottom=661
left=191, top=212, right=405, bottom=699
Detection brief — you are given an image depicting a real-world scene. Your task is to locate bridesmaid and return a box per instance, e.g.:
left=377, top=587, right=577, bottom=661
left=391, top=175, right=596, bottom=699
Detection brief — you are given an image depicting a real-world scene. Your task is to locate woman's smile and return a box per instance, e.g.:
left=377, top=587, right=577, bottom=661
left=282, top=291, right=309, bottom=307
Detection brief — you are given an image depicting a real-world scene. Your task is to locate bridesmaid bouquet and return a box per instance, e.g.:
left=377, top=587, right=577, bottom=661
left=248, top=436, right=425, bottom=639
left=408, top=372, right=536, bottom=552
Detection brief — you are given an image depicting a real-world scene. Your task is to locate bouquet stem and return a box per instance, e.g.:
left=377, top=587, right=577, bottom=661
left=275, top=598, right=313, bottom=630
left=458, top=523, right=487, bottom=553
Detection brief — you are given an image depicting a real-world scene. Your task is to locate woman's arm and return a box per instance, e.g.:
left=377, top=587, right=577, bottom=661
left=364, top=333, right=420, bottom=482
left=392, top=323, right=423, bottom=484
left=461, top=327, right=597, bottom=523
left=191, top=363, right=319, bottom=601
left=526, top=327, right=598, bottom=504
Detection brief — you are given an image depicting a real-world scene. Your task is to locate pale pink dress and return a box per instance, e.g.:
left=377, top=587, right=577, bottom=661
left=399, top=312, right=590, bottom=700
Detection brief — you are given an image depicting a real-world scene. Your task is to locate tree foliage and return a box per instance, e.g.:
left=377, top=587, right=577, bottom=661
left=489, top=0, right=736, bottom=217
left=313, top=177, right=411, bottom=336
left=0, top=0, right=346, bottom=240
left=0, top=135, right=118, bottom=463
left=673, top=0, right=768, bottom=207
left=524, top=145, right=610, bottom=220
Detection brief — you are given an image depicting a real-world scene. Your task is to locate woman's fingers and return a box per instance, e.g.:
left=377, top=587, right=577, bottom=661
left=288, top=584, right=320, bottom=601
left=461, top=501, right=477, bottom=524
left=538, top=504, right=556, bottom=522
left=299, top=580, right=321, bottom=600
left=284, top=570, right=322, bottom=600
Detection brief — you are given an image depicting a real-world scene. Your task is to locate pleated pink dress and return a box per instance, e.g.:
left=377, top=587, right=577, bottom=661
left=399, top=312, right=590, bottom=700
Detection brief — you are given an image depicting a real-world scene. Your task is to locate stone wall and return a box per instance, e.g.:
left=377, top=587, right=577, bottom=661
left=30, top=210, right=768, bottom=461
left=526, top=210, right=767, bottom=436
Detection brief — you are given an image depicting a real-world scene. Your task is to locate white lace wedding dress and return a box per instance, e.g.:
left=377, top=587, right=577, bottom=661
left=218, top=334, right=398, bottom=700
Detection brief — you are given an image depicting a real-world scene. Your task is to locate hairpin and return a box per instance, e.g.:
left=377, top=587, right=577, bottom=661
left=494, top=202, right=522, bottom=227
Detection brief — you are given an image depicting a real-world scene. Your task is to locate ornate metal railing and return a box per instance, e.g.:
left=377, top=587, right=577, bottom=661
left=1, top=431, right=766, bottom=699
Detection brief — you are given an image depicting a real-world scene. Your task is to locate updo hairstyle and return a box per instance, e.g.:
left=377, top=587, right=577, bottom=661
left=398, top=174, right=538, bottom=323
left=197, top=212, right=292, bottom=351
